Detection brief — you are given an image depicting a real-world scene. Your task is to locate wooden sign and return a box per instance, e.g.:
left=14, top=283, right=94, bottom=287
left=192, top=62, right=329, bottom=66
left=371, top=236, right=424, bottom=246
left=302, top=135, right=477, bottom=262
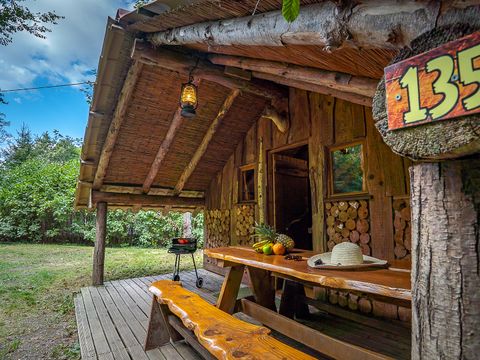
left=385, top=31, right=480, bottom=131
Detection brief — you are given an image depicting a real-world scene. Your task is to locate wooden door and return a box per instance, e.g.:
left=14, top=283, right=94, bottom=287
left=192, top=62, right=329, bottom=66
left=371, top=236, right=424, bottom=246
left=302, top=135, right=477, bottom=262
left=272, top=154, right=312, bottom=250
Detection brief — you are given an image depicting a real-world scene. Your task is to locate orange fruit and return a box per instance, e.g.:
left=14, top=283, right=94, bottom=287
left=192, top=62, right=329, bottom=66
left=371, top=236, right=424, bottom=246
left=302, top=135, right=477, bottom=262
left=272, top=243, right=286, bottom=255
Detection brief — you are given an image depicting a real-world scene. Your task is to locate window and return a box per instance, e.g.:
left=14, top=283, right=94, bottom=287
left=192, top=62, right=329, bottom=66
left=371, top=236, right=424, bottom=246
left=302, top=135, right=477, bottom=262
left=239, top=165, right=255, bottom=202
left=329, top=142, right=365, bottom=195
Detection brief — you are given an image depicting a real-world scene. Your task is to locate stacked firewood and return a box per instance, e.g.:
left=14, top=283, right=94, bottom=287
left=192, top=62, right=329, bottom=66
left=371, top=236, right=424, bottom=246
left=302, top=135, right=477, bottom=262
left=234, top=204, right=255, bottom=245
left=325, top=289, right=411, bottom=322
left=205, top=209, right=230, bottom=248
left=393, top=198, right=411, bottom=260
left=325, top=200, right=371, bottom=255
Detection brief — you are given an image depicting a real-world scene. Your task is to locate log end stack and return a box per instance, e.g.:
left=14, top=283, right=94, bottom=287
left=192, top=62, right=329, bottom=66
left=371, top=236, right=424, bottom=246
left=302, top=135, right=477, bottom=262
left=234, top=204, right=255, bottom=245
left=205, top=209, right=230, bottom=248
left=392, top=198, right=411, bottom=260
left=325, top=200, right=371, bottom=255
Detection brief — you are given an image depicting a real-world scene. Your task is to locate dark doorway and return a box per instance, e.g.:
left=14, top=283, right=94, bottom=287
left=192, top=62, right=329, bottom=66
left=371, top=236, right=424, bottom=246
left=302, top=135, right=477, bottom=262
left=272, top=144, right=312, bottom=250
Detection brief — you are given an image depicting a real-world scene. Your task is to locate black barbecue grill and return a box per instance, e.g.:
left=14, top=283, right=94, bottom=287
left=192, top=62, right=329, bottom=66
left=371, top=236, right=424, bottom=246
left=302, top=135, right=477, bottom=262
left=168, top=237, right=203, bottom=288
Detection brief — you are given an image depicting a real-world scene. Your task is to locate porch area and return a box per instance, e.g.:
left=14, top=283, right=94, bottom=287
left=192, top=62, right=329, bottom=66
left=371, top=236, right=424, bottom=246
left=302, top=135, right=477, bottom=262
left=75, top=269, right=410, bottom=360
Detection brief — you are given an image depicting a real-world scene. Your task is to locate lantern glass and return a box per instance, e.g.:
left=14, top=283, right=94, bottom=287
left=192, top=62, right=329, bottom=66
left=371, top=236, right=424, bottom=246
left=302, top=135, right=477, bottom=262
left=180, top=83, right=197, bottom=108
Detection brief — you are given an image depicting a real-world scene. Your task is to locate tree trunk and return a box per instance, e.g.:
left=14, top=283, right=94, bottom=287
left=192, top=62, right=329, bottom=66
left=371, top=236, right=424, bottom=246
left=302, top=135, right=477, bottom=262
left=410, top=159, right=480, bottom=359
left=92, top=202, right=107, bottom=285
left=182, top=212, right=192, bottom=238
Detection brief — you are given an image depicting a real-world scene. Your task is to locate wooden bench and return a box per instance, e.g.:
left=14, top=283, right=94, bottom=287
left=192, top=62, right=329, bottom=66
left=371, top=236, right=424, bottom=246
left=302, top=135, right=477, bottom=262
left=144, top=280, right=316, bottom=360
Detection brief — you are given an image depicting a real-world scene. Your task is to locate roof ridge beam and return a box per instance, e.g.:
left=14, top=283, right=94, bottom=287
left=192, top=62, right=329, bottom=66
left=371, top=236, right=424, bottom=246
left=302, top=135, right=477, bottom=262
left=146, top=2, right=452, bottom=50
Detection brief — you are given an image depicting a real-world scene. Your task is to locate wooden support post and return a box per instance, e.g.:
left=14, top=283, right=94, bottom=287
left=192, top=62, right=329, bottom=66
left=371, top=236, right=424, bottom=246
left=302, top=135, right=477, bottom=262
left=92, top=202, right=107, bottom=286
left=216, top=265, right=245, bottom=314
left=410, top=159, right=480, bottom=359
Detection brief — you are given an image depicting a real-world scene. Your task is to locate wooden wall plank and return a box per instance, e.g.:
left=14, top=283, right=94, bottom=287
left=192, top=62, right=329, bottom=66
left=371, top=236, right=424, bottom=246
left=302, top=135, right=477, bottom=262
left=287, top=88, right=311, bottom=144
left=365, top=108, right=394, bottom=260
left=243, top=124, right=257, bottom=165
left=334, top=98, right=352, bottom=144
left=309, top=93, right=334, bottom=252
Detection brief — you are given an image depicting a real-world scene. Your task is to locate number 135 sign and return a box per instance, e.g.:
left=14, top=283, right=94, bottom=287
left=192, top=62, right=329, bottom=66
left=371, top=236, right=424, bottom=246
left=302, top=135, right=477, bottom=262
left=385, top=31, right=480, bottom=131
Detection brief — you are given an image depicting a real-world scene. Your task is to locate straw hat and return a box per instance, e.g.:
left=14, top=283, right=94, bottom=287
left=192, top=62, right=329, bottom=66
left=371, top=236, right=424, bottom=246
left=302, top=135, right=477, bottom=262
left=307, top=242, right=388, bottom=270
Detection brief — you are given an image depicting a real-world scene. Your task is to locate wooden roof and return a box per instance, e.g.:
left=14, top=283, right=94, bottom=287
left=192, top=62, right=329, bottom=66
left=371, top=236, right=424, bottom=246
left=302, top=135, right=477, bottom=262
left=120, top=0, right=324, bottom=33
left=77, top=0, right=429, bottom=210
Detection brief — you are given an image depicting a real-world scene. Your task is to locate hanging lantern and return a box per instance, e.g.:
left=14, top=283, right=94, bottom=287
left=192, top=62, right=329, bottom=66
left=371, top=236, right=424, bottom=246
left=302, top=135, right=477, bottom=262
left=180, top=80, right=198, bottom=118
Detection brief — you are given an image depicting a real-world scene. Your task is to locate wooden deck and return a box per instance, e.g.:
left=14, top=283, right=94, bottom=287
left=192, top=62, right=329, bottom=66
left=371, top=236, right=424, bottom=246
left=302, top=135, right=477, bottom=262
left=75, top=269, right=228, bottom=360
left=75, top=269, right=411, bottom=360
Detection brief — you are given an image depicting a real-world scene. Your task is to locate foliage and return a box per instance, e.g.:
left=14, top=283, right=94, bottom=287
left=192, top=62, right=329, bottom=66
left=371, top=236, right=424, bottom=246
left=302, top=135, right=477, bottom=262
left=281, top=0, right=300, bottom=23
left=0, top=93, right=8, bottom=144
left=0, top=0, right=63, bottom=46
left=134, top=0, right=150, bottom=9
left=0, top=126, right=204, bottom=246
left=332, top=144, right=364, bottom=194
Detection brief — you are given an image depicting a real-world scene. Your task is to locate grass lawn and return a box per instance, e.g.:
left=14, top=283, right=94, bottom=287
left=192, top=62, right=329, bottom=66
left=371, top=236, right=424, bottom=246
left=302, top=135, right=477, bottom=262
left=0, top=243, right=203, bottom=360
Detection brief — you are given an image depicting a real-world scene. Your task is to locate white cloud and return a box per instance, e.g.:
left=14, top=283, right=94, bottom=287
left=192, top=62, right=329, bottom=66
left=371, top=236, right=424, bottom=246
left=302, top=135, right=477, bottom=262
left=0, top=0, right=136, bottom=91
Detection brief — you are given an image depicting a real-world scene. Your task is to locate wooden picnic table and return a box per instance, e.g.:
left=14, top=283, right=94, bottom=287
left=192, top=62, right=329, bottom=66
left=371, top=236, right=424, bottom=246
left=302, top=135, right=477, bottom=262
left=204, top=246, right=411, bottom=360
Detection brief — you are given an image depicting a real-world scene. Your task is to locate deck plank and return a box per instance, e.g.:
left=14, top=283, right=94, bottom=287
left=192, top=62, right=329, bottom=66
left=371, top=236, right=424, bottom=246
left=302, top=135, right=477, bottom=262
left=81, top=287, right=112, bottom=357
left=76, top=269, right=410, bottom=360
left=74, top=294, right=97, bottom=360
left=89, top=287, right=131, bottom=360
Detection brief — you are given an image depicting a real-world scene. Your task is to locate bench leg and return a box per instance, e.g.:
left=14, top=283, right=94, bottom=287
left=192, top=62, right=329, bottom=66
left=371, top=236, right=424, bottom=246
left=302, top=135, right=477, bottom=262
left=144, top=295, right=182, bottom=351
left=279, top=280, right=310, bottom=319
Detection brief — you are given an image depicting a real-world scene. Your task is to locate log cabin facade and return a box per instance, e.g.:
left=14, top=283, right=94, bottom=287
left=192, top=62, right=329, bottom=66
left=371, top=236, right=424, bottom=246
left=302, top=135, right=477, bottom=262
left=75, top=1, right=480, bottom=358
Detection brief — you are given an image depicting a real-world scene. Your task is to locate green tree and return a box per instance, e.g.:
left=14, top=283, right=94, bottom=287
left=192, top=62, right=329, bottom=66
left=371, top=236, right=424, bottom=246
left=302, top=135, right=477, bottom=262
left=2, top=123, right=33, bottom=166
left=0, top=94, right=9, bottom=145
left=0, top=0, right=63, bottom=46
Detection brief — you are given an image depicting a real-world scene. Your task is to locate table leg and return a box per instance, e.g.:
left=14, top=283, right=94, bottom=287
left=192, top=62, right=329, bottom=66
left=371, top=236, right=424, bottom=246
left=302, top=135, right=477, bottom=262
left=246, top=267, right=277, bottom=311
left=216, top=265, right=245, bottom=314
left=279, top=280, right=310, bottom=319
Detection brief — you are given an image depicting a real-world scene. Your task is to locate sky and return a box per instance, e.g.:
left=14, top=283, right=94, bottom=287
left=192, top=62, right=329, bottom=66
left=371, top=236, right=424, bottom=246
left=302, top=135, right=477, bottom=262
left=0, top=0, right=137, bottom=140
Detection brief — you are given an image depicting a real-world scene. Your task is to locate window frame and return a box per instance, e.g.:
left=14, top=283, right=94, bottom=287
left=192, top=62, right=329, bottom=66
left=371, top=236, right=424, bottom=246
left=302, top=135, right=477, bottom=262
left=327, top=140, right=367, bottom=198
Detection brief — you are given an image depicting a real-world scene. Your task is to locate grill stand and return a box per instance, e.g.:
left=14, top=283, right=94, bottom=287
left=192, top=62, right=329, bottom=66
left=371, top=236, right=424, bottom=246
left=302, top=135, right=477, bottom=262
left=171, top=252, right=203, bottom=288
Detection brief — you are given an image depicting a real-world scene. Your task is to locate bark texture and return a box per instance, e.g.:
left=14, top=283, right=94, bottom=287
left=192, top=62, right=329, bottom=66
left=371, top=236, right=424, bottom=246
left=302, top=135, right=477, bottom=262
left=410, top=159, right=480, bottom=359
left=373, top=24, right=480, bottom=160
left=92, top=202, right=107, bottom=286
left=148, top=2, right=480, bottom=50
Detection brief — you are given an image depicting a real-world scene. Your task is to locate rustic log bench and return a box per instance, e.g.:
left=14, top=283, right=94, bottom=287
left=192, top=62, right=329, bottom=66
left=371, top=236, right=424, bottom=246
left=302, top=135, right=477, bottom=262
left=144, top=280, right=316, bottom=359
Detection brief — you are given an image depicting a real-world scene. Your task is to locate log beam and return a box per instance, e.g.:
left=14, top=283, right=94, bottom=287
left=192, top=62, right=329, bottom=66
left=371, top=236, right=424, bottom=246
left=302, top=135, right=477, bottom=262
left=255, top=72, right=372, bottom=107
left=131, top=40, right=287, bottom=102
left=142, top=108, right=184, bottom=193
left=100, top=184, right=204, bottom=198
left=173, top=89, right=240, bottom=195
left=209, top=55, right=378, bottom=97
left=91, top=191, right=205, bottom=208
left=93, top=61, right=143, bottom=189
left=147, top=2, right=480, bottom=50
left=92, top=202, right=107, bottom=286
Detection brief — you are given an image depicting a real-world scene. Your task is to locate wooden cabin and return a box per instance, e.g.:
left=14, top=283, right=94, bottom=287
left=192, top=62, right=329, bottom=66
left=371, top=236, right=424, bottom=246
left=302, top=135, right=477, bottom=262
left=75, top=1, right=480, bottom=359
